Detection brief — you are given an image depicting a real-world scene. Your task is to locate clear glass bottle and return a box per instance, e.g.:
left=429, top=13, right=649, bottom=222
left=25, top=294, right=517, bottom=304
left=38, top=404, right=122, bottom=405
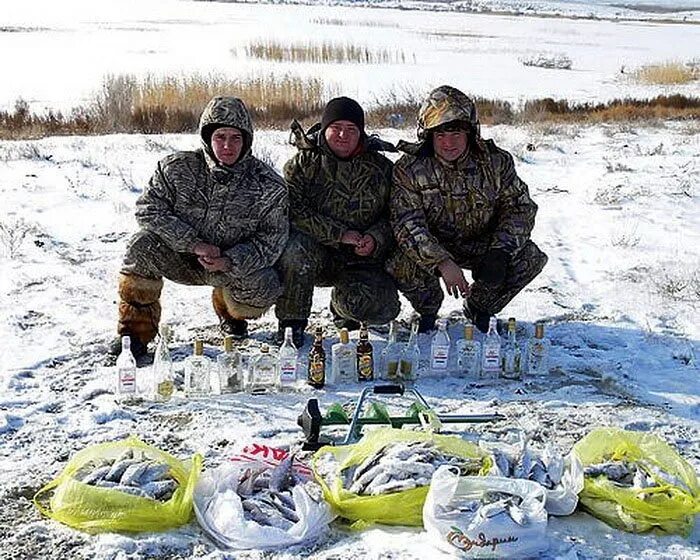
left=527, top=322, right=550, bottom=376
left=501, top=317, right=522, bottom=380
left=278, top=327, right=298, bottom=391
left=116, top=336, right=137, bottom=399
left=152, top=325, right=174, bottom=401
left=456, top=323, right=481, bottom=378
left=399, top=319, right=420, bottom=383
left=430, top=319, right=450, bottom=374
left=249, top=343, right=278, bottom=394
left=331, top=328, right=356, bottom=383
left=217, top=335, right=242, bottom=393
left=184, top=339, right=212, bottom=397
left=481, top=316, right=502, bottom=378
left=307, top=326, right=326, bottom=389
left=380, top=320, right=402, bottom=380
left=356, top=323, right=374, bottom=382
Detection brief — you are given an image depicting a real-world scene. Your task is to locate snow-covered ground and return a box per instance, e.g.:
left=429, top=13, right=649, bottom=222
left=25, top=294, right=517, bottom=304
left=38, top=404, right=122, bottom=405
left=1, top=0, right=699, bottom=114
left=1, top=120, right=698, bottom=559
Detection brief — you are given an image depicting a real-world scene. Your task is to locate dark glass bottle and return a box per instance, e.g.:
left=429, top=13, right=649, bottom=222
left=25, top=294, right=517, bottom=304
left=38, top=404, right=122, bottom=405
left=307, top=326, right=326, bottom=389
left=356, top=323, right=374, bottom=382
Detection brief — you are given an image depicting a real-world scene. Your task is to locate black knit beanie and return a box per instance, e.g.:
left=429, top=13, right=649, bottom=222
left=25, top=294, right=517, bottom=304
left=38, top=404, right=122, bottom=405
left=321, top=97, right=365, bottom=136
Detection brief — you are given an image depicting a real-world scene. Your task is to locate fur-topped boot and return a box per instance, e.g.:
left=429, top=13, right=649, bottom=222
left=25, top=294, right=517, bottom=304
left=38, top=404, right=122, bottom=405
left=212, top=287, right=268, bottom=340
left=112, top=273, right=163, bottom=356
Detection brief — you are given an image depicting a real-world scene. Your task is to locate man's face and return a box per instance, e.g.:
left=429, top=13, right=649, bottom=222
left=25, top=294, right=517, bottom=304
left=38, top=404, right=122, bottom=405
left=211, top=127, right=244, bottom=165
left=432, top=128, right=468, bottom=162
left=324, top=120, right=361, bottom=158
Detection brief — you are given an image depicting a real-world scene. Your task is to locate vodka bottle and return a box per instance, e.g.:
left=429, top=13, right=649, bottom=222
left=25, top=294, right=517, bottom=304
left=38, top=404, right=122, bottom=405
left=307, top=326, right=326, bottom=389
left=481, top=317, right=502, bottom=378
left=430, top=319, right=450, bottom=374
left=380, top=320, right=402, bottom=380
left=116, top=336, right=137, bottom=398
left=331, top=328, right=356, bottom=383
left=356, top=323, right=374, bottom=382
left=456, top=323, right=481, bottom=378
left=501, top=317, right=522, bottom=380
left=217, top=335, right=242, bottom=393
left=152, top=325, right=174, bottom=401
left=248, top=344, right=278, bottom=393
left=278, top=327, right=298, bottom=390
left=399, top=319, right=420, bottom=383
left=184, top=339, right=212, bottom=397
left=527, top=322, right=550, bottom=375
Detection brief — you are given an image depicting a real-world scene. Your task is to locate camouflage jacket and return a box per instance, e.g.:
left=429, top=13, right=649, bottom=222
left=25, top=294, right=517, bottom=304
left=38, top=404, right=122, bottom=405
left=135, top=96, right=288, bottom=277
left=391, top=140, right=538, bottom=272
left=283, top=120, right=396, bottom=262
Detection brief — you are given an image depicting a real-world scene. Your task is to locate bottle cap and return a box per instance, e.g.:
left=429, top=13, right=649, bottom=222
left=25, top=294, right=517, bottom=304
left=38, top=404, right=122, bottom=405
left=339, top=328, right=349, bottom=344
left=260, top=343, right=270, bottom=353
left=194, top=339, right=204, bottom=355
left=223, top=335, right=234, bottom=352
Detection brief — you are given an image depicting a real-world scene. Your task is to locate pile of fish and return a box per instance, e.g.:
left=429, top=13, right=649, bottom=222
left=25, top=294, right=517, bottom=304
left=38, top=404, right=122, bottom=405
left=584, top=457, right=693, bottom=498
left=440, top=490, right=530, bottom=526
left=490, top=442, right=565, bottom=490
left=321, top=441, right=483, bottom=496
left=74, top=449, right=178, bottom=501
left=224, top=454, right=317, bottom=530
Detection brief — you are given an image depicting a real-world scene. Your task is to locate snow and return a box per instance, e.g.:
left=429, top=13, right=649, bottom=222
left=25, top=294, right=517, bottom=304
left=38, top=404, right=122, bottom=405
left=1, top=1, right=699, bottom=559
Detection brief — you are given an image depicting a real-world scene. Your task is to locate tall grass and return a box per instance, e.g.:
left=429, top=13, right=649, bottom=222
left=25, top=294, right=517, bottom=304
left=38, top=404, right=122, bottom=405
left=312, top=17, right=399, bottom=28
left=632, top=61, right=698, bottom=85
left=244, top=40, right=412, bottom=65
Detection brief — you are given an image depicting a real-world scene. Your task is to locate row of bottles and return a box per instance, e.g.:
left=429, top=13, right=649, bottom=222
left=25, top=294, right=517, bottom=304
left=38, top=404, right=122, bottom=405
left=114, top=317, right=550, bottom=400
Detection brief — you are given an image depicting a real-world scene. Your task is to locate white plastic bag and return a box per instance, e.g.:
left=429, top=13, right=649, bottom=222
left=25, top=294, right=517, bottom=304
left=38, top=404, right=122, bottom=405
left=484, top=441, right=584, bottom=516
left=194, top=443, right=334, bottom=551
left=424, top=466, right=548, bottom=559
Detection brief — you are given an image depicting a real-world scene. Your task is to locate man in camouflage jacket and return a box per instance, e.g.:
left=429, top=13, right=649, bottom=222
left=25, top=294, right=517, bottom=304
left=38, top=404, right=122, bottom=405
left=112, top=96, right=288, bottom=356
left=388, top=85, right=547, bottom=332
left=275, top=97, right=400, bottom=345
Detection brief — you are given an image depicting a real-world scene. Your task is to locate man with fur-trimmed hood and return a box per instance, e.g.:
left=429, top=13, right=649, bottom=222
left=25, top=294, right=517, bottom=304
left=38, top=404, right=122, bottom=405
left=111, top=96, right=288, bottom=357
left=388, top=85, right=547, bottom=333
left=275, top=96, right=400, bottom=346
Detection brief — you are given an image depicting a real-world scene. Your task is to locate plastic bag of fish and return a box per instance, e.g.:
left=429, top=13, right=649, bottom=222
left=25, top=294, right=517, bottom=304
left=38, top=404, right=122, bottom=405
left=312, top=428, right=490, bottom=527
left=33, top=436, right=202, bottom=533
left=194, top=444, right=334, bottom=550
left=423, top=466, right=548, bottom=559
left=573, top=427, right=700, bottom=536
left=482, top=438, right=583, bottom=516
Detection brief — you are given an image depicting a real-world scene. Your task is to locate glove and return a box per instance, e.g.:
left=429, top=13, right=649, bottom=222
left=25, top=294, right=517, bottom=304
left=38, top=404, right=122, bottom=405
left=474, top=249, right=510, bottom=287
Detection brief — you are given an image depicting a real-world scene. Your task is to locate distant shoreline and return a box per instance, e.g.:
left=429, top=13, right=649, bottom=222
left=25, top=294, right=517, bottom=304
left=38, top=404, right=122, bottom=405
left=193, top=0, right=700, bottom=25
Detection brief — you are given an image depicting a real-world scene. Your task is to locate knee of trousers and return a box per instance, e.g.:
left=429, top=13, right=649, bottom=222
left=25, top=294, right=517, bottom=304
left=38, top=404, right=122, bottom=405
left=221, top=267, right=282, bottom=311
left=121, top=230, right=172, bottom=276
left=508, top=241, right=548, bottom=284
left=333, top=284, right=401, bottom=325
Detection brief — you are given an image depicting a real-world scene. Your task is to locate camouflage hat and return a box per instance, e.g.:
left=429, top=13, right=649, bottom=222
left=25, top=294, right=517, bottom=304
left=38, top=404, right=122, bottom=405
left=417, top=85, right=479, bottom=140
left=199, top=96, right=254, bottom=161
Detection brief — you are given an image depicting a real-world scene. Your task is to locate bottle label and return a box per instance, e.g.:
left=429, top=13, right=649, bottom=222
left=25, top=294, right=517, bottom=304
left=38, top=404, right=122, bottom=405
left=458, top=348, right=478, bottom=370
left=280, top=358, right=296, bottom=383
left=399, top=359, right=413, bottom=378
left=358, top=354, right=373, bottom=381
left=157, top=380, right=174, bottom=399
left=118, top=367, right=136, bottom=393
left=431, top=345, right=449, bottom=370
left=309, top=357, right=325, bottom=385
left=483, top=346, right=501, bottom=372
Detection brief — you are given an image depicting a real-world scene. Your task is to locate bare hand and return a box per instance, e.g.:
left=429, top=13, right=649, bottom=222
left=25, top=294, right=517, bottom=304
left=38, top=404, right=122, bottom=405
left=340, top=230, right=363, bottom=247
left=198, top=255, right=232, bottom=272
left=192, top=242, right=221, bottom=259
left=437, top=259, right=470, bottom=299
left=354, top=234, right=376, bottom=257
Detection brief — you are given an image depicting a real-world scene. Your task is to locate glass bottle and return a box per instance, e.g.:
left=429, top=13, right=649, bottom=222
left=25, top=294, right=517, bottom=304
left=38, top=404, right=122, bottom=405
left=217, top=335, right=242, bottom=393
left=430, top=319, right=450, bottom=374
left=278, top=327, right=298, bottom=391
left=380, top=320, right=402, bottom=380
left=399, top=319, right=420, bottom=383
left=307, top=326, right=326, bottom=389
left=184, top=339, right=212, bottom=397
left=356, top=323, right=374, bottom=382
left=116, top=335, right=137, bottom=399
left=249, top=343, right=278, bottom=393
left=501, top=317, right=522, bottom=380
left=456, top=323, right=481, bottom=378
left=481, top=317, right=502, bottom=378
left=331, top=328, right=356, bottom=383
left=527, top=322, right=550, bottom=375
left=152, top=325, right=174, bottom=401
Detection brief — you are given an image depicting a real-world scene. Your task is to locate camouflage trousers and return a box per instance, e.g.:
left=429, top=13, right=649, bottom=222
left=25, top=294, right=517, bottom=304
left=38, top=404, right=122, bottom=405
left=386, top=240, right=548, bottom=317
left=275, top=229, right=400, bottom=325
left=122, top=230, right=282, bottom=310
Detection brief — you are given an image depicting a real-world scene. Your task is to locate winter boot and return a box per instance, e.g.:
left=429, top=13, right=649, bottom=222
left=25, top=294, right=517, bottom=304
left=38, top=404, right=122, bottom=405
left=113, top=273, right=162, bottom=354
left=276, top=319, right=307, bottom=348
left=417, top=313, right=437, bottom=334
left=463, top=300, right=491, bottom=334
left=212, top=287, right=250, bottom=339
